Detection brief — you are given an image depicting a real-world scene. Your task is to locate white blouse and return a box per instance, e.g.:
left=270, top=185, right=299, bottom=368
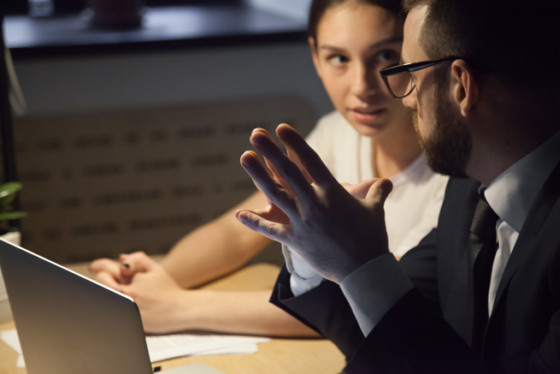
left=284, top=111, right=449, bottom=295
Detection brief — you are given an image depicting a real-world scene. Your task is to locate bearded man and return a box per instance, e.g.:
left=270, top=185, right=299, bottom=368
left=235, top=0, right=560, bottom=372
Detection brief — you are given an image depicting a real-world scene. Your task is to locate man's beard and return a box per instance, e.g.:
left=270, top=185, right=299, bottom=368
left=415, top=81, right=472, bottom=177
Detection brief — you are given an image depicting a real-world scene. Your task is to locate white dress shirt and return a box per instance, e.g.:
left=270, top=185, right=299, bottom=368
left=485, top=129, right=560, bottom=314
left=340, top=130, right=560, bottom=336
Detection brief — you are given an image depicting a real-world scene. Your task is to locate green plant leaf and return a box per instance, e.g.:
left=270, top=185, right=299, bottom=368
left=0, top=182, right=22, bottom=197
left=0, top=211, right=26, bottom=220
left=0, top=182, right=22, bottom=208
left=0, top=182, right=23, bottom=214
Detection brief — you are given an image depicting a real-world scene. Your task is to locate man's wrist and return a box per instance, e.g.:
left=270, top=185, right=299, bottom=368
left=340, top=254, right=413, bottom=336
left=282, top=244, right=324, bottom=296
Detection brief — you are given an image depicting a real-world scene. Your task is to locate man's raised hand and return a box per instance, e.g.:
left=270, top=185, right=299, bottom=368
left=236, top=124, right=393, bottom=284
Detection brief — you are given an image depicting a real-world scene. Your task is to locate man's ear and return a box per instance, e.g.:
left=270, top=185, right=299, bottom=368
left=450, top=60, right=478, bottom=117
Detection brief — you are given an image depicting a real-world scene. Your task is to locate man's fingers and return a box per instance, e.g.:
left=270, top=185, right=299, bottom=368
left=235, top=210, right=289, bottom=244
left=344, top=179, right=384, bottom=199
left=365, top=178, right=393, bottom=205
left=249, top=128, right=317, bottom=204
left=240, top=150, right=299, bottom=218
left=287, top=147, right=313, bottom=184
left=276, top=124, right=338, bottom=187
left=264, top=156, right=295, bottom=196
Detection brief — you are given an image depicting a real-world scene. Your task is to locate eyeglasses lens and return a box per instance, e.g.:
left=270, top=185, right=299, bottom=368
left=386, top=72, right=413, bottom=98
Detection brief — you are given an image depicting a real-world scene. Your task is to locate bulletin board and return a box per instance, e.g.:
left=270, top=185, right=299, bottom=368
left=14, top=95, right=317, bottom=263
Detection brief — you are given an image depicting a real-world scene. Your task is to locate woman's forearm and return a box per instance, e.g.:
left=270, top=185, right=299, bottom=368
left=161, top=191, right=272, bottom=288
left=162, top=290, right=318, bottom=338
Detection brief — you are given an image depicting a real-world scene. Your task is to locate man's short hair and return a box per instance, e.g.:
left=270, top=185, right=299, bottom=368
left=403, top=0, right=560, bottom=95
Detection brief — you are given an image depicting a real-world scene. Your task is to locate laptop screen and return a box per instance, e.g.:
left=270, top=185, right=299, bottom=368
left=0, top=239, right=154, bottom=374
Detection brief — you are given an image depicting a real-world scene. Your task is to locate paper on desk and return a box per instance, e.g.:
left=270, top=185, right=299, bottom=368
left=1, top=329, right=25, bottom=367
left=1, top=328, right=269, bottom=367
left=146, top=333, right=269, bottom=362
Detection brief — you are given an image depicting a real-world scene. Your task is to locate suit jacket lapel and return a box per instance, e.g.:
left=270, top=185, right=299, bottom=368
left=438, top=178, right=480, bottom=341
left=493, top=161, right=560, bottom=312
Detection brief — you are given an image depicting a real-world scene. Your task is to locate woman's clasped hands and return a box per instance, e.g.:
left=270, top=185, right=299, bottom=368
left=90, top=252, right=197, bottom=334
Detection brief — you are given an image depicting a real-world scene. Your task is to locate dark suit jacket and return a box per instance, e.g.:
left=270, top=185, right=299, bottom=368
left=271, top=165, right=560, bottom=374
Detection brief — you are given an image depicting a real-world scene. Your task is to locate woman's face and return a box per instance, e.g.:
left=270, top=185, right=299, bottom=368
left=311, top=2, right=412, bottom=138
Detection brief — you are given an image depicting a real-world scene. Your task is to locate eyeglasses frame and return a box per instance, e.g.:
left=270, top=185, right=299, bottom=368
left=379, top=56, right=462, bottom=98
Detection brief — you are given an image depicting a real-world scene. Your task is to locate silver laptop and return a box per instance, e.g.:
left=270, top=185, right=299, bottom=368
left=0, top=238, right=222, bottom=374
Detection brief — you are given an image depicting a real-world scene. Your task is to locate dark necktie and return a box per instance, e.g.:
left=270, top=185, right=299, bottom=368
left=470, top=195, right=499, bottom=353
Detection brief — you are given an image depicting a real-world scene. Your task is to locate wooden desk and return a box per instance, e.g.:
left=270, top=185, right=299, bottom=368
left=0, top=263, right=345, bottom=374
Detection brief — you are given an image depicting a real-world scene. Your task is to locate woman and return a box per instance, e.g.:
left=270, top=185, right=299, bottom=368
left=90, top=0, right=447, bottom=337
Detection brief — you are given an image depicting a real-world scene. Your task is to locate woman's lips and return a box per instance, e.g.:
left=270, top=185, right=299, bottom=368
left=351, top=107, right=386, bottom=123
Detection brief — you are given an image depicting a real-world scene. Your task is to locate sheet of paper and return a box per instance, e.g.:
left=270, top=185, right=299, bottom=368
left=1, top=328, right=269, bottom=367
left=1, top=329, right=25, bottom=367
left=146, top=333, right=269, bottom=362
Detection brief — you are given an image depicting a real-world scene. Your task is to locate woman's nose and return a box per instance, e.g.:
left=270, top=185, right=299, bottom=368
left=351, top=63, right=381, bottom=98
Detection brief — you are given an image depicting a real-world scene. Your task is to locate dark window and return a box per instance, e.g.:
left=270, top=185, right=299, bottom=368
left=5, top=0, right=242, bottom=15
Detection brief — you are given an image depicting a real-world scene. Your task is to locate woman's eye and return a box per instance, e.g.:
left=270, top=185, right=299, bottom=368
left=328, top=55, right=348, bottom=66
left=377, top=49, right=400, bottom=65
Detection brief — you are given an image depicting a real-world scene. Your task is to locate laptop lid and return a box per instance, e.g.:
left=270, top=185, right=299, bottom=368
left=0, top=238, right=154, bottom=374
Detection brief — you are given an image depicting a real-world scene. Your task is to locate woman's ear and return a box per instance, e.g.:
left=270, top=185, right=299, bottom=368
left=450, top=59, right=478, bottom=117
left=308, top=37, right=321, bottom=76
left=308, top=36, right=316, bottom=50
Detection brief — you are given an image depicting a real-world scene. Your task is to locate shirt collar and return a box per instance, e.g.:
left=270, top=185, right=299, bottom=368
left=484, top=130, right=560, bottom=232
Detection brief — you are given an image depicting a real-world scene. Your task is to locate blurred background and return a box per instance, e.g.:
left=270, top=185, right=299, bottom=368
left=1, top=0, right=332, bottom=264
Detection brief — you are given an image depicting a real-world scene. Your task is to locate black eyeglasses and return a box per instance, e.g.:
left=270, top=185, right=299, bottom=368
left=379, top=56, right=461, bottom=98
